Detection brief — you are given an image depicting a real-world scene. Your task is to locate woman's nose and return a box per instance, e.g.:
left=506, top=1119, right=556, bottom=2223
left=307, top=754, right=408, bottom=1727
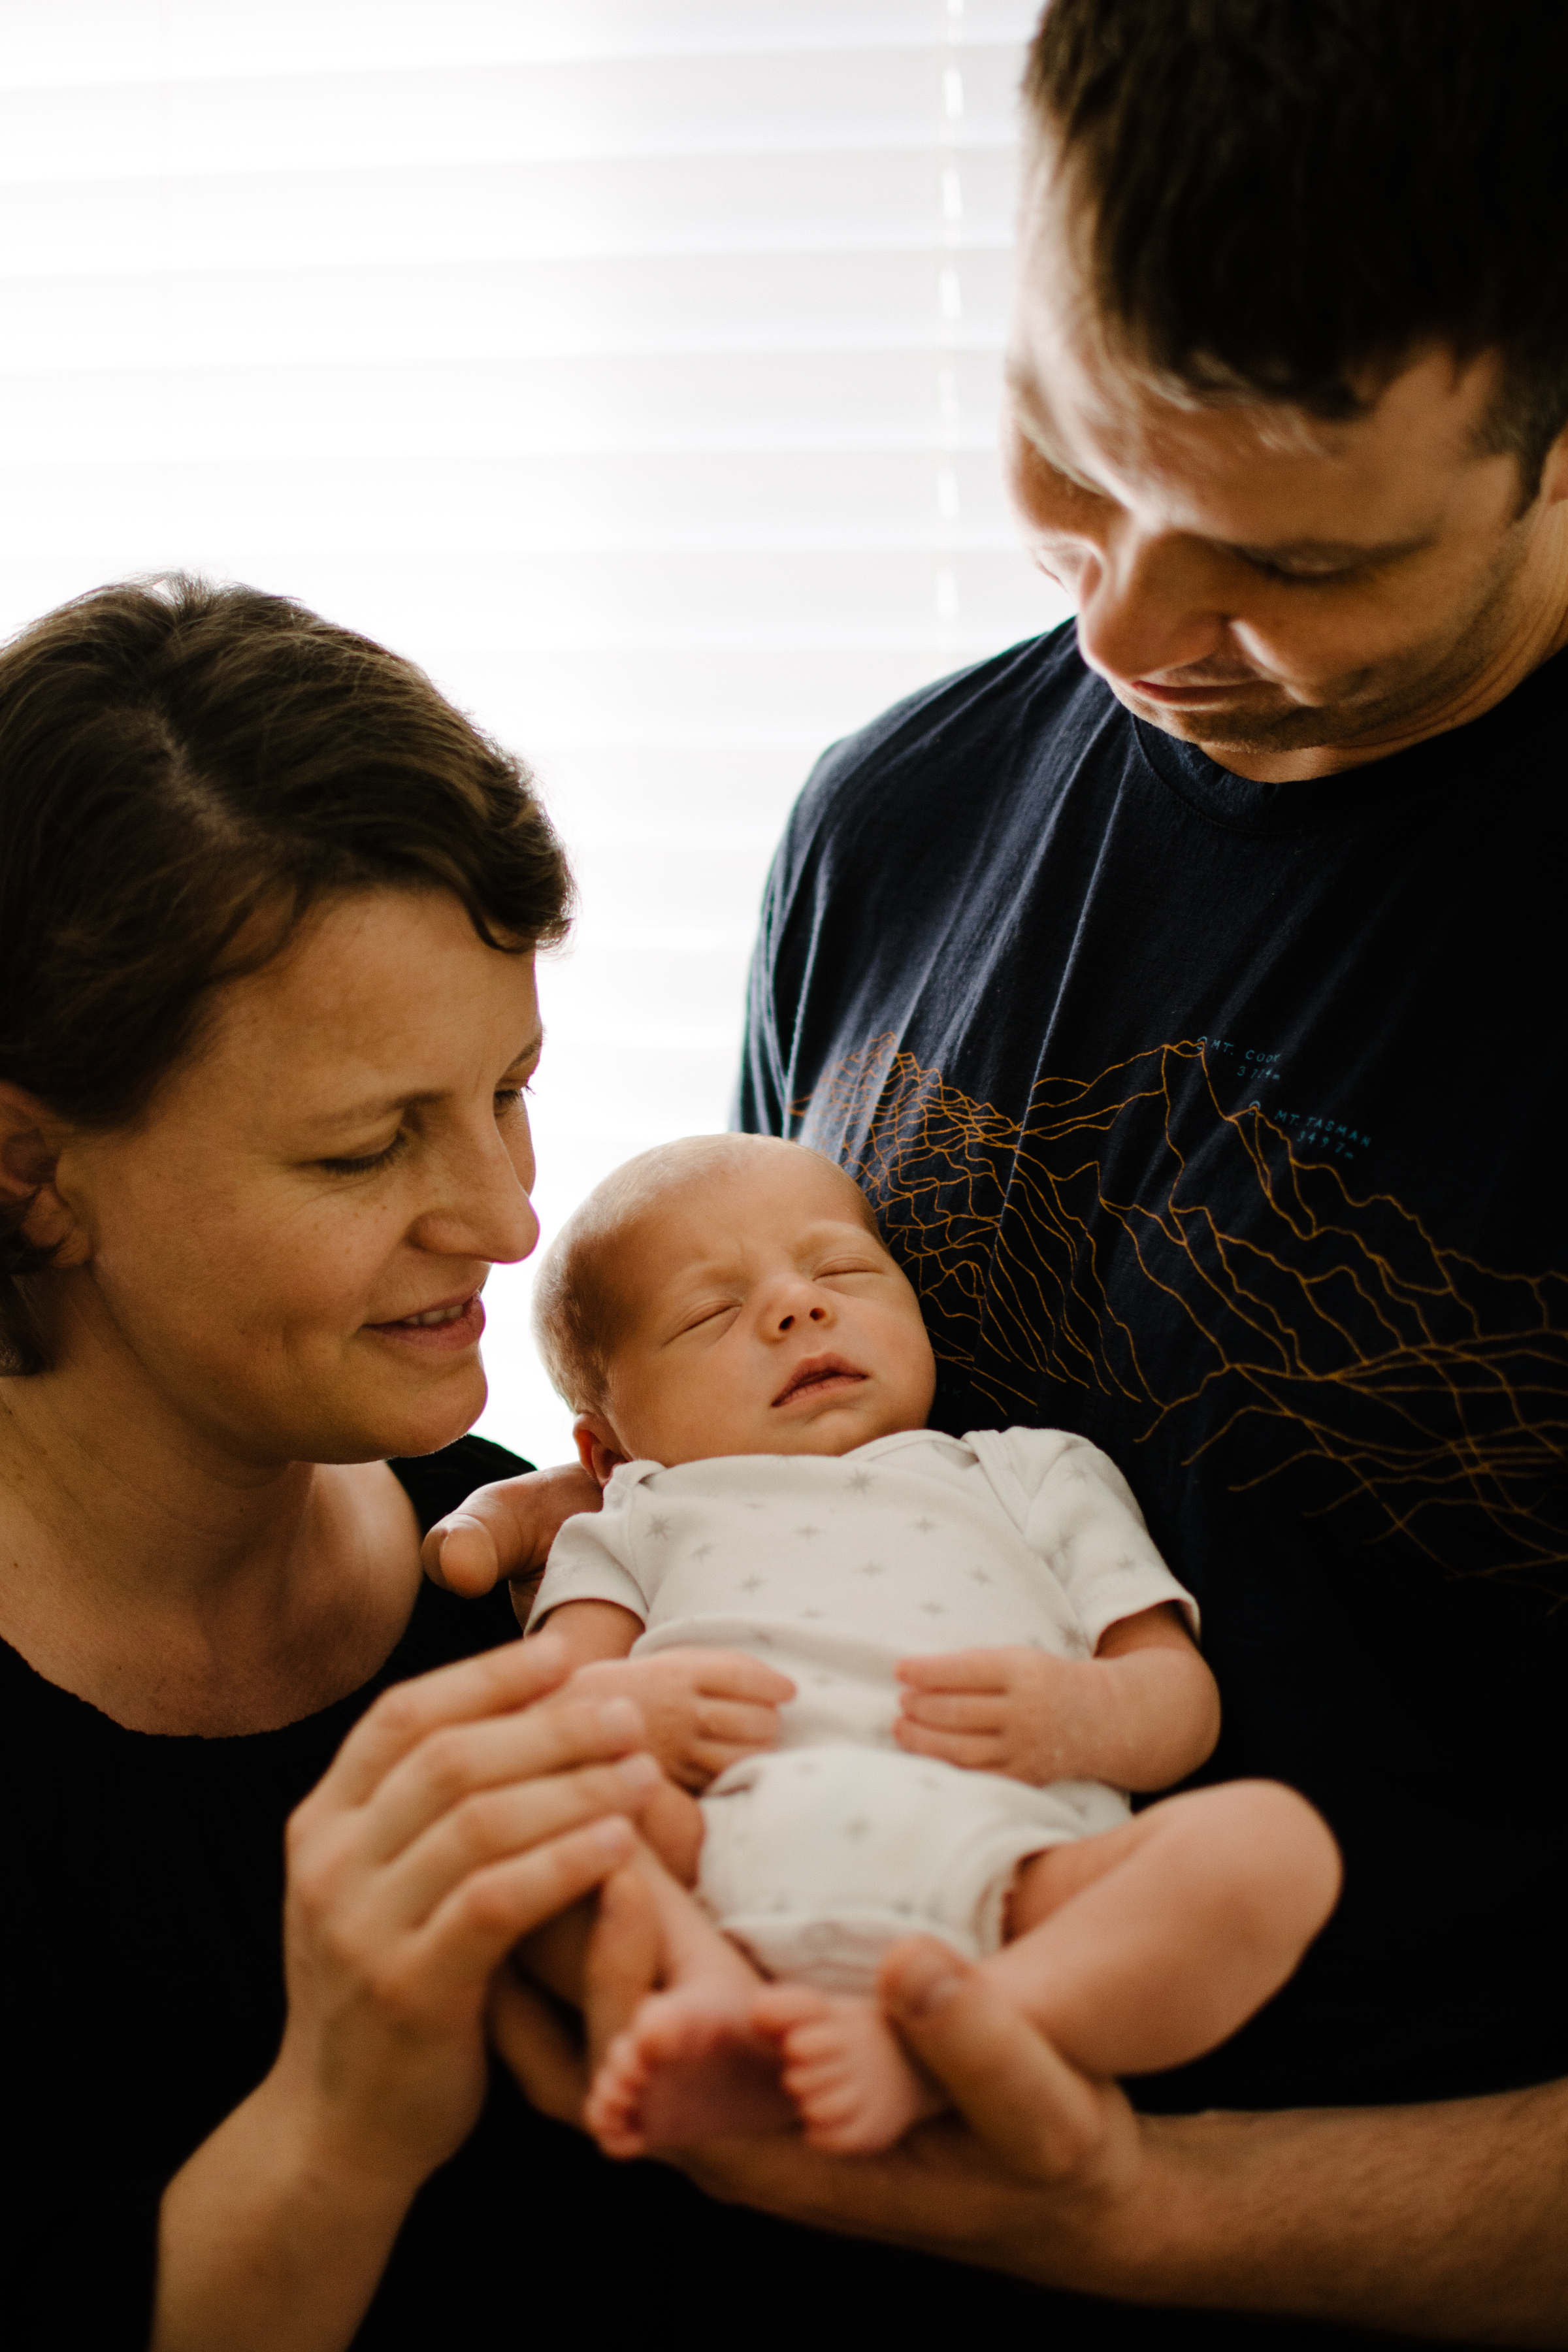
left=411, top=1124, right=540, bottom=1266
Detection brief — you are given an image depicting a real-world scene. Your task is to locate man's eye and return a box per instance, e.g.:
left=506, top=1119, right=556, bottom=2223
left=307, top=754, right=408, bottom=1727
left=1244, top=554, right=1359, bottom=585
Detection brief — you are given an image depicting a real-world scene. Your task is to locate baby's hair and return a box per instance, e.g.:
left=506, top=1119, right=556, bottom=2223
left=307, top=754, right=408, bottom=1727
left=531, top=1133, right=883, bottom=1414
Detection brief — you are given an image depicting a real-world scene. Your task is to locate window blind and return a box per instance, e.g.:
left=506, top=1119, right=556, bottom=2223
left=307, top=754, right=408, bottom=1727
left=0, top=0, right=1064, bottom=1463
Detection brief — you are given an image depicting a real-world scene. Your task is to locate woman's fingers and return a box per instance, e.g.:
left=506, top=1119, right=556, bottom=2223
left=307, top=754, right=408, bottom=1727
left=357, top=1686, right=647, bottom=1865
left=879, top=1938, right=1136, bottom=2190
left=303, top=1635, right=576, bottom=1814
left=376, top=1750, right=663, bottom=1931
left=413, top=1814, right=640, bottom=1995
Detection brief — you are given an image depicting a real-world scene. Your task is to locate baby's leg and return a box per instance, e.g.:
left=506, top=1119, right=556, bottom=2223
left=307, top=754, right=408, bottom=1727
left=584, top=1846, right=799, bottom=2156
left=990, top=1778, right=1341, bottom=2078
left=752, top=1778, right=1337, bottom=2153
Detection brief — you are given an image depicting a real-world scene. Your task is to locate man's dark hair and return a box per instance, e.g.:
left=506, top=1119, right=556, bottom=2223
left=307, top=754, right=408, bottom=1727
left=1026, top=0, right=1568, bottom=498
left=0, top=574, right=572, bottom=1372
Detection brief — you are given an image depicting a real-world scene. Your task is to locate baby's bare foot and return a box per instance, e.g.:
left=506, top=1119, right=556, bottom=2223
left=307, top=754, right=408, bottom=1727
left=585, top=1989, right=799, bottom=2157
left=751, top=1984, right=946, bottom=2153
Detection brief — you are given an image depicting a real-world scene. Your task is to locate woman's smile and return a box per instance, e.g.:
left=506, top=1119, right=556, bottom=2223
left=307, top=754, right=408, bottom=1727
left=365, top=1289, right=487, bottom=1354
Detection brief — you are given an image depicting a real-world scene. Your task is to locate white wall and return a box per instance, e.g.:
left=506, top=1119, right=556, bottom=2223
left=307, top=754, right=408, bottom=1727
left=0, top=0, right=1069, bottom=1467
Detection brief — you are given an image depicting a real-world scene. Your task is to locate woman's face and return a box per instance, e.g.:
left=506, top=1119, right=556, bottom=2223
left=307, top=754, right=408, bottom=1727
left=46, top=889, right=543, bottom=1465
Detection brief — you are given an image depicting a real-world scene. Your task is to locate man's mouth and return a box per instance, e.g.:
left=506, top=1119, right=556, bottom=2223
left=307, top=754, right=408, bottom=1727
left=772, top=1354, right=868, bottom=1409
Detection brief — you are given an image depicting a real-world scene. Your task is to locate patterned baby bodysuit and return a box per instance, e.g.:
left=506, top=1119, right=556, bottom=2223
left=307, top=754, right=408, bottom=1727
left=531, top=1426, right=1197, bottom=1989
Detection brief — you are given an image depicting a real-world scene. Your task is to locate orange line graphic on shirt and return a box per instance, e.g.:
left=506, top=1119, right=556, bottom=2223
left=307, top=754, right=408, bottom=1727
left=796, top=1034, right=1568, bottom=1584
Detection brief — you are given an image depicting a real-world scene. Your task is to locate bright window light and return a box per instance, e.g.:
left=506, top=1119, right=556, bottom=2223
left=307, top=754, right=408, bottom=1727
left=0, top=0, right=1066, bottom=1469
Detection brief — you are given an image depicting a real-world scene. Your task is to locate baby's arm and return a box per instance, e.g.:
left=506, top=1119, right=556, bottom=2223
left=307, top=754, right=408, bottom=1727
left=538, top=1600, right=796, bottom=1795
left=895, top=1603, right=1219, bottom=1791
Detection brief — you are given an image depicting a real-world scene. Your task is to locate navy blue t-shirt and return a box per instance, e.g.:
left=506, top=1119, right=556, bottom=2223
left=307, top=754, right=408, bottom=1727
left=740, top=622, right=1568, bottom=2115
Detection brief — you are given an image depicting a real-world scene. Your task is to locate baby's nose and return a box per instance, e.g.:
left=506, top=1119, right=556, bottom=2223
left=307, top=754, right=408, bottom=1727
left=777, top=1302, right=829, bottom=1332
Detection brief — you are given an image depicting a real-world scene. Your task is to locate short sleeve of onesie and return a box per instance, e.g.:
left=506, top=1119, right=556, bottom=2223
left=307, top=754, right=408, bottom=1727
left=529, top=1469, right=655, bottom=1630
left=968, top=1428, right=1200, bottom=1651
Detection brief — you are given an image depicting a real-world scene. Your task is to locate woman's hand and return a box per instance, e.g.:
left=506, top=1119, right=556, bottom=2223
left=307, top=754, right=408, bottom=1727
left=421, top=1462, right=601, bottom=1612
left=155, top=1633, right=661, bottom=2352
left=570, top=1647, right=796, bottom=1791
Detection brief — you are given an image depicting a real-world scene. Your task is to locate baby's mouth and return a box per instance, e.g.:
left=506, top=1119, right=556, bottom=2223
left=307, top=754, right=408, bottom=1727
left=772, top=1353, right=867, bottom=1409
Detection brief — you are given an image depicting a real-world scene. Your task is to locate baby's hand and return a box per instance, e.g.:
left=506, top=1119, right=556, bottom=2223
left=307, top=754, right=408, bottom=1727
left=894, top=1646, right=1086, bottom=1786
left=569, top=1648, right=796, bottom=1793
left=421, top=1463, right=601, bottom=1613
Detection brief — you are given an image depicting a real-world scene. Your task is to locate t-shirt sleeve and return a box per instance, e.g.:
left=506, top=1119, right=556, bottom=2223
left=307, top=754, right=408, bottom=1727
left=981, top=1428, right=1200, bottom=1650
left=528, top=1505, right=651, bottom=1630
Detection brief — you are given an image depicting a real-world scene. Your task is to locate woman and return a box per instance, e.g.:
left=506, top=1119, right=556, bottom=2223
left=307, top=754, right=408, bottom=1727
left=0, top=578, right=1049, bottom=2349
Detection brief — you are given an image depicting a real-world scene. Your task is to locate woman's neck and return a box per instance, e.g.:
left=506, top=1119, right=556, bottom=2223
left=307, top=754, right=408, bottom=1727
left=0, top=1350, right=424, bottom=1737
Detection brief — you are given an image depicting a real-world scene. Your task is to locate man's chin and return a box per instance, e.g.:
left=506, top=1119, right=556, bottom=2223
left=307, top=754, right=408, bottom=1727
left=1120, top=683, right=1335, bottom=758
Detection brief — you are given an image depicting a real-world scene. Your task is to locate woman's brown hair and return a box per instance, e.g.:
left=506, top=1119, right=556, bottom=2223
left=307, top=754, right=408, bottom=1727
left=0, top=574, right=573, bottom=1372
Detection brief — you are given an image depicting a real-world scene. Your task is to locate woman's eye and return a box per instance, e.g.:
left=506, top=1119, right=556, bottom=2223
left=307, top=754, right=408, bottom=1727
left=318, top=1133, right=409, bottom=1175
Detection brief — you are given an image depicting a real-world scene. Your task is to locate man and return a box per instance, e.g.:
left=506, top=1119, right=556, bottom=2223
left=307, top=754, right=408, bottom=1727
left=470, top=2, right=1568, bottom=2338
left=713, top=0, right=1568, bottom=2339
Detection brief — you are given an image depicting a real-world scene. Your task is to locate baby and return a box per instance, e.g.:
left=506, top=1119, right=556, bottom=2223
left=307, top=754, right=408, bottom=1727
left=523, top=1133, right=1339, bottom=2156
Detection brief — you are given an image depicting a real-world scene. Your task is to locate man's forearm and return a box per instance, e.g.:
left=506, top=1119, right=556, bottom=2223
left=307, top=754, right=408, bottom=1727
left=670, top=1959, right=1568, bottom=2349
left=1113, top=2085, right=1568, bottom=2345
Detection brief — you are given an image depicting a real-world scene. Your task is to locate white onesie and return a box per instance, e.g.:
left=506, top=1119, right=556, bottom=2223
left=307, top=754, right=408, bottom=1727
left=532, top=1427, right=1197, bottom=1993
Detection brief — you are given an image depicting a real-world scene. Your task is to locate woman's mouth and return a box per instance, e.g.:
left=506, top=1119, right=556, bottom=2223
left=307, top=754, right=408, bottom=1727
left=772, top=1354, right=867, bottom=1409
left=365, top=1292, right=486, bottom=1354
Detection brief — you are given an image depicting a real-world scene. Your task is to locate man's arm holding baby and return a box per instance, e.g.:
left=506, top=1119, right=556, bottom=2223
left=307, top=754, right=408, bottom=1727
left=896, top=1604, right=1218, bottom=1792
left=537, top=1597, right=796, bottom=1795
left=421, top=1462, right=600, bottom=1615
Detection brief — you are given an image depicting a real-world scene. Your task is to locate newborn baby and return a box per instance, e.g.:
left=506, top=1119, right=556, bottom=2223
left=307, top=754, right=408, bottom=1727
left=525, top=1134, right=1339, bottom=2155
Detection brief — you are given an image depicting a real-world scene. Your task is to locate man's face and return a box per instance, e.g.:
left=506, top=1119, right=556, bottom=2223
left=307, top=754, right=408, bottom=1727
left=1004, top=143, right=1568, bottom=781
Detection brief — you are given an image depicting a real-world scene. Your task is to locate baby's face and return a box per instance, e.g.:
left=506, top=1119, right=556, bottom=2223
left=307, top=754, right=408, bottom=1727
left=592, top=1152, right=936, bottom=1469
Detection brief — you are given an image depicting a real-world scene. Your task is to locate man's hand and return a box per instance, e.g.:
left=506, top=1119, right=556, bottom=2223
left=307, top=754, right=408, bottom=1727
left=421, top=1463, right=601, bottom=1614
left=895, top=1646, right=1088, bottom=1785
left=569, top=1648, right=796, bottom=1792
left=490, top=1871, right=1568, bottom=2344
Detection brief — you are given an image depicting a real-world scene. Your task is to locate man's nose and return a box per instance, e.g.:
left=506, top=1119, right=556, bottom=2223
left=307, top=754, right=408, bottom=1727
left=1073, top=529, right=1230, bottom=687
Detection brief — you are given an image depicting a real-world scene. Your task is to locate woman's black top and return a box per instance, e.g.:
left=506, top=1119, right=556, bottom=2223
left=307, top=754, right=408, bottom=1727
left=1, top=1434, right=1404, bottom=2351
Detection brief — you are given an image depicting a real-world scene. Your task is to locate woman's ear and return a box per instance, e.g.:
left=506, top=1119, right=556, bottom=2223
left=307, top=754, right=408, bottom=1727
left=572, top=1411, right=631, bottom=1488
left=0, top=1085, right=91, bottom=1266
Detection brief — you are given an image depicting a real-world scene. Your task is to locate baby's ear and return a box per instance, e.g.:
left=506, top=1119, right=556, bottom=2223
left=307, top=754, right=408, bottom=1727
left=573, top=1411, right=631, bottom=1488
